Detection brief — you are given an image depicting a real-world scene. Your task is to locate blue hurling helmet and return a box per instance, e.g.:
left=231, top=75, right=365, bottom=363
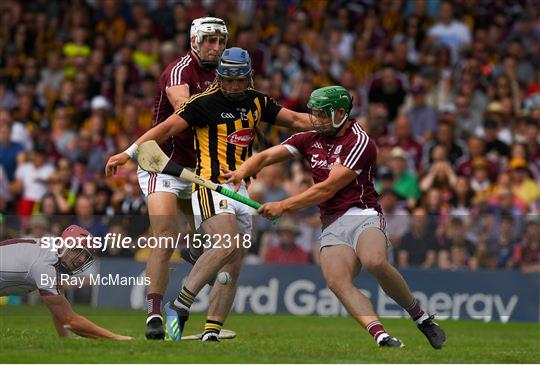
left=217, top=47, right=253, bottom=100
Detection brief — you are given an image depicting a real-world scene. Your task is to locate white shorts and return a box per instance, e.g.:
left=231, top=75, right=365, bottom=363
left=137, top=167, right=192, bottom=199
left=319, top=207, right=390, bottom=252
left=191, top=182, right=254, bottom=235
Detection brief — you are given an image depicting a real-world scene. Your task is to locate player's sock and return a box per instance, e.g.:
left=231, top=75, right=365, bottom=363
left=203, top=319, right=223, bottom=336
left=146, top=293, right=163, bottom=323
left=405, top=298, right=429, bottom=324
left=366, top=320, right=389, bottom=344
left=173, top=286, right=196, bottom=311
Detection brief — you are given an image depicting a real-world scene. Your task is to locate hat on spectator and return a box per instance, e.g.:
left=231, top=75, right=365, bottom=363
left=276, top=219, right=301, bottom=236
left=509, top=158, right=528, bottom=171
left=486, top=101, right=503, bottom=113
left=91, top=95, right=111, bottom=110
left=160, top=41, right=175, bottom=55
left=440, top=102, right=456, bottom=114
left=390, top=147, right=407, bottom=160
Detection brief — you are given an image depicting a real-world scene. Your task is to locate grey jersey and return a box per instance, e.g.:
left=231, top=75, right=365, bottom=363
left=0, top=238, right=61, bottom=296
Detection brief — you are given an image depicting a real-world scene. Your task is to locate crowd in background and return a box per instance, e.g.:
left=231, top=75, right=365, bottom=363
left=0, top=0, right=539, bottom=272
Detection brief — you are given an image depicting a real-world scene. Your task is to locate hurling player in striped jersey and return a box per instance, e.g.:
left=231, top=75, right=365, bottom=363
left=136, top=17, right=228, bottom=340
left=224, top=86, right=447, bottom=349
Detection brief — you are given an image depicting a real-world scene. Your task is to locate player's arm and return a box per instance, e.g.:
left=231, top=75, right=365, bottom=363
left=51, top=311, right=69, bottom=337
left=258, top=163, right=357, bottom=219
left=166, top=84, right=190, bottom=110
left=105, top=113, right=190, bottom=176
left=273, top=108, right=312, bottom=132
left=222, top=145, right=294, bottom=191
left=42, top=294, right=132, bottom=340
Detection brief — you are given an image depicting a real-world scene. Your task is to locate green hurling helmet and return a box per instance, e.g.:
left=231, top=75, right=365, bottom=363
left=307, top=86, right=353, bottom=130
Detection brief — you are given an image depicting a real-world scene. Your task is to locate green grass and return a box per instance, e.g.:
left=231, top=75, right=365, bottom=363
left=0, top=305, right=538, bottom=363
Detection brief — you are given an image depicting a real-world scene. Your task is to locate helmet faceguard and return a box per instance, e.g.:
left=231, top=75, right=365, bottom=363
left=190, top=17, right=228, bottom=69
left=56, top=225, right=95, bottom=275
left=216, top=47, right=253, bottom=101
left=307, top=86, right=353, bottom=136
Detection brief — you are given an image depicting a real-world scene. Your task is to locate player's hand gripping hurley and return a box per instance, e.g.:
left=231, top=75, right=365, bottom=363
left=137, top=140, right=278, bottom=222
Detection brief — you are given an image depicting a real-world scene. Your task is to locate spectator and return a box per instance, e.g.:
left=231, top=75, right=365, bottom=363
left=484, top=215, right=519, bottom=269
left=73, top=195, right=107, bottom=238
left=387, top=147, right=421, bottom=205
left=439, top=217, right=477, bottom=270
left=379, top=188, right=410, bottom=247
left=0, top=120, right=24, bottom=181
left=427, top=1, right=471, bottom=63
left=422, top=121, right=467, bottom=168
left=454, top=94, right=483, bottom=139
left=0, top=77, right=18, bottom=111
left=44, top=172, right=75, bottom=214
left=387, top=114, right=423, bottom=170
left=50, top=106, right=76, bottom=157
left=264, top=219, right=310, bottom=265
left=469, top=158, right=494, bottom=205
left=0, top=166, right=10, bottom=212
left=456, top=136, right=498, bottom=180
left=70, top=129, right=107, bottom=173
left=397, top=207, right=439, bottom=268
left=405, top=83, right=438, bottom=140
left=516, top=220, right=540, bottom=273
left=367, top=66, right=408, bottom=121
left=448, top=175, right=475, bottom=220
left=509, top=158, right=540, bottom=207
left=11, top=144, right=54, bottom=216
left=482, top=119, right=511, bottom=160
left=420, top=159, right=458, bottom=193
left=0, top=108, right=32, bottom=151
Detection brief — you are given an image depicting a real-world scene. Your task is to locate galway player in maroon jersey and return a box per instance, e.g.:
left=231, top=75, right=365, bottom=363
left=224, top=86, right=446, bottom=349
left=0, top=225, right=131, bottom=340
left=135, top=17, right=228, bottom=340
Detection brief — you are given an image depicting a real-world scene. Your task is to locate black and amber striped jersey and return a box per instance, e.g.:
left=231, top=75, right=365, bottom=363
left=175, top=85, right=282, bottom=185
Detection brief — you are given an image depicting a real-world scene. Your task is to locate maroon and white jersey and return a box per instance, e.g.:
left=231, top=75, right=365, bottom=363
left=0, top=238, right=61, bottom=296
left=153, top=50, right=217, bottom=167
left=282, top=121, right=381, bottom=228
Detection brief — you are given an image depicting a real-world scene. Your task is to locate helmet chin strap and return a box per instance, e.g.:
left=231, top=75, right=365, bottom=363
left=324, top=109, right=350, bottom=136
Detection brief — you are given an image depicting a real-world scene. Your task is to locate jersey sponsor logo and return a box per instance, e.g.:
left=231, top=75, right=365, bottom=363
left=313, top=142, right=323, bottom=149
left=221, top=112, right=235, bottom=118
left=310, top=153, right=334, bottom=170
left=226, top=128, right=254, bottom=147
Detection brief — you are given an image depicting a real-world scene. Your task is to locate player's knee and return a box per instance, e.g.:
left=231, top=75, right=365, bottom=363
left=362, top=256, right=388, bottom=275
left=324, top=274, right=350, bottom=296
left=221, top=245, right=242, bottom=261
left=149, top=247, right=174, bottom=263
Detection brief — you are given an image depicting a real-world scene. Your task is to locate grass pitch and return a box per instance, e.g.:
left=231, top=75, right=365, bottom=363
left=0, top=305, right=538, bottom=363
